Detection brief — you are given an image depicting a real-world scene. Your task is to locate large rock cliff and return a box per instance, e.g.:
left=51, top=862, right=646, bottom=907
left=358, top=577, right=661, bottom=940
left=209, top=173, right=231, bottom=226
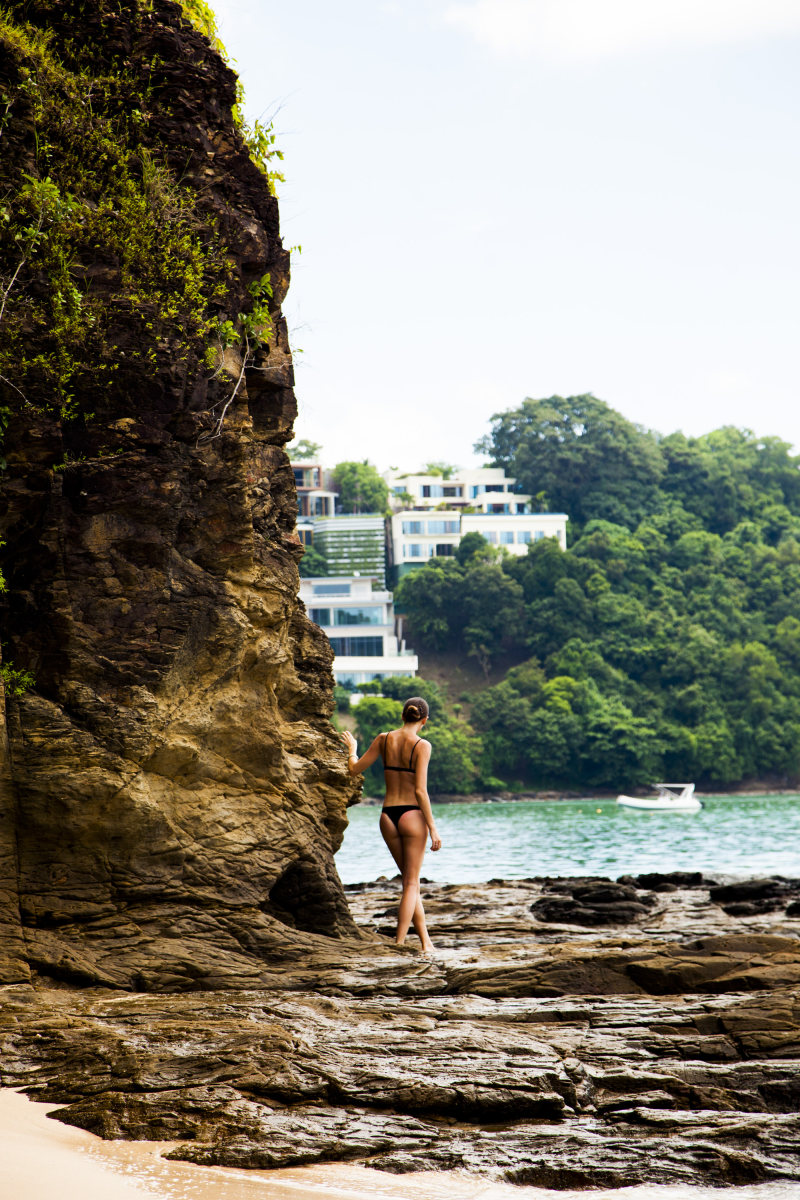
left=0, top=0, right=360, bottom=989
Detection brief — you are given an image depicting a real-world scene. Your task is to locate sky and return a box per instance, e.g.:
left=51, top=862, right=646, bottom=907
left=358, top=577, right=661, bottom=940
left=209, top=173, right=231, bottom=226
left=211, top=0, right=800, bottom=473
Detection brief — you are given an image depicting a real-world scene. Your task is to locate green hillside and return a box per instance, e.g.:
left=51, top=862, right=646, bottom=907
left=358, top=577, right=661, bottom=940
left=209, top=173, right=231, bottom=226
left=392, top=395, right=800, bottom=793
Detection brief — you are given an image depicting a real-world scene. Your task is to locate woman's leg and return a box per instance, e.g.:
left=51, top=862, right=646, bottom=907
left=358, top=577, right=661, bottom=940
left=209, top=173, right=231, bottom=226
left=379, top=812, right=432, bottom=949
left=395, top=811, right=433, bottom=950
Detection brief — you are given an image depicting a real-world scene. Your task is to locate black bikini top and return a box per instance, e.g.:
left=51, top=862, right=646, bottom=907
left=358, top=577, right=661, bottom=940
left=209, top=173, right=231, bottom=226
left=381, top=731, right=421, bottom=774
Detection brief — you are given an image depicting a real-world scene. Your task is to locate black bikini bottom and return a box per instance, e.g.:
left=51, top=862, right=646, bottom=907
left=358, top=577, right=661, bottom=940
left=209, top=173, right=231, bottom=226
left=381, top=805, right=421, bottom=831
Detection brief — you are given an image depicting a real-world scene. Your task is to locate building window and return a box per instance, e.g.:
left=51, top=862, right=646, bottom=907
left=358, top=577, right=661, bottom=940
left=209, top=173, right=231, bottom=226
left=406, top=543, right=423, bottom=558
left=518, top=530, right=532, bottom=544
left=534, top=530, right=545, bottom=541
left=442, top=486, right=462, bottom=497
left=309, top=607, right=331, bottom=625
left=470, top=485, right=483, bottom=498
left=484, top=531, right=498, bottom=544
left=500, top=530, right=515, bottom=544
left=334, top=606, right=382, bottom=626
left=435, top=544, right=455, bottom=557
left=426, top=520, right=460, bottom=535
left=313, top=583, right=351, bottom=596
left=516, top=503, right=526, bottom=514
left=329, top=636, right=384, bottom=656
left=402, top=520, right=423, bottom=534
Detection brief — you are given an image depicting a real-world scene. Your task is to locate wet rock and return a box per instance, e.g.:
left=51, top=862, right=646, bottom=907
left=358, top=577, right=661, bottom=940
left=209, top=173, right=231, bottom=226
left=709, top=879, right=800, bottom=917
left=2, top=878, right=800, bottom=1188
left=626, top=871, right=706, bottom=891
left=531, top=878, right=656, bottom=926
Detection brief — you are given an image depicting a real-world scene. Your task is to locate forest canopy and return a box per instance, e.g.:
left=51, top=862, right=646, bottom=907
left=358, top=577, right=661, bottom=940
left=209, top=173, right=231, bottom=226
left=395, top=397, right=800, bottom=791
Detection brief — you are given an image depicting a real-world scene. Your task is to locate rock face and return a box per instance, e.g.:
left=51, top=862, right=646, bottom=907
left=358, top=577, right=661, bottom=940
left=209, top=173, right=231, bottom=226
left=2, top=875, right=799, bottom=1188
left=0, top=0, right=360, bottom=989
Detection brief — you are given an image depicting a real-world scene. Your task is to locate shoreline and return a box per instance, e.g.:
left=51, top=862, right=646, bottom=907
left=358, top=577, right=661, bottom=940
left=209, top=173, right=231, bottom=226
left=357, top=786, right=800, bottom=805
left=3, top=1087, right=799, bottom=1200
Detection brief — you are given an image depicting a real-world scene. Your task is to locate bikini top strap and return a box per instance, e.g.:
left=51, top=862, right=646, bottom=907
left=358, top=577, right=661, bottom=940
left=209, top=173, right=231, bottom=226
left=408, top=737, right=421, bottom=770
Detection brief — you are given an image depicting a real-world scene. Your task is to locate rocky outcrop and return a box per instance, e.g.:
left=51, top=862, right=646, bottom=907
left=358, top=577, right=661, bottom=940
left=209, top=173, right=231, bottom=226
left=0, top=0, right=361, bottom=989
left=1, top=875, right=799, bottom=1187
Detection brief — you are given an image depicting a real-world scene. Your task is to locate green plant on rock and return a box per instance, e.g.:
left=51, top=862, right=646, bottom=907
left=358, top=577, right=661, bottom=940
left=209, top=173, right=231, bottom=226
left=0, top=8, right=237, bottom=442
left=177, top=0, right=285, bottom=196
left=235, top=111, right=285, bottom=196
left=0, top=661, right=34, bottom=697
left=199, top=272, right=273, bottom=444
left=0, top=559, right=33, bottom=695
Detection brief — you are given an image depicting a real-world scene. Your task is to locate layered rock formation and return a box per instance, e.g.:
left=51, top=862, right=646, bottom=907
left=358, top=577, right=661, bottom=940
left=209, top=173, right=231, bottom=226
left=2, top=874, right=800, bottom=1188
left=0, top=0, right=360, bottom=989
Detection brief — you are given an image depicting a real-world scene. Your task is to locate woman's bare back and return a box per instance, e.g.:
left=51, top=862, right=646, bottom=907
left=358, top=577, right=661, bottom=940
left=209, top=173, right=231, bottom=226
left=381, top=728, right=423, bottom=805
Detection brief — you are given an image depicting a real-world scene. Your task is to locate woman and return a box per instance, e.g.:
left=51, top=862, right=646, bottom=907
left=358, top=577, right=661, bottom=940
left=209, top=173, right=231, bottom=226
left=342, top=697, right=441, bottom=953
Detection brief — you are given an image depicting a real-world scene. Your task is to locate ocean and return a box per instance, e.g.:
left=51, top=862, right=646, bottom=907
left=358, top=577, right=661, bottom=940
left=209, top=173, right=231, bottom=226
left=335, top=793, right=800, bottom=885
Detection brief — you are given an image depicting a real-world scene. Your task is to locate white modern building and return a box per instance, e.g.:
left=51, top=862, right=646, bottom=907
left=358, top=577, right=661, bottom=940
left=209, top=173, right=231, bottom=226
left=385, top=467, right=567, bottom=577
left=299, top=575, right=417, bottom=689
left=386, top=466, right=537, bottom=509
left=292, top=460, right=386, bottom=579
left=292, top=462, right=336, bottom=522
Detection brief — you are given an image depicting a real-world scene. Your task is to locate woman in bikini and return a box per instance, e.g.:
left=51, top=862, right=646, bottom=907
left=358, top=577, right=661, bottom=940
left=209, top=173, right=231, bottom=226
left=342, top=697, right=441, bottom=953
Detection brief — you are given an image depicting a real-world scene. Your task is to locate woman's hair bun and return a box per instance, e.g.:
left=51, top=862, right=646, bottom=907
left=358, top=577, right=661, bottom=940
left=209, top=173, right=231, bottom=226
left=402, top=696, right=429, bottom=723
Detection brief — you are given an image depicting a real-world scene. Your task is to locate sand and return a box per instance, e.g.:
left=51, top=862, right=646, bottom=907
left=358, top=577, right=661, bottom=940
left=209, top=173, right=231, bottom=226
left=1, top=1088, right=798, bottom=1200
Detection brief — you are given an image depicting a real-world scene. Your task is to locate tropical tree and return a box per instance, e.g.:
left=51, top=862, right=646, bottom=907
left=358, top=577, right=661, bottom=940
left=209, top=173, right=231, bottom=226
left=421, top=461, right=458, bottom=479
left=299, top=544, right=327, bottom=577
left=333, top=460, right=389, bottom=514
left=289, top=438, right=322, bottom=460
left=475, top=394, right=665, bottom=531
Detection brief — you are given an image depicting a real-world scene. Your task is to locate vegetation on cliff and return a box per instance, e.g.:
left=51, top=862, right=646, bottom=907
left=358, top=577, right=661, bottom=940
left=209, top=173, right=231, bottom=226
left=396, top=397, right=800, bottom=791
left=0, top=0, right=284, bottom=465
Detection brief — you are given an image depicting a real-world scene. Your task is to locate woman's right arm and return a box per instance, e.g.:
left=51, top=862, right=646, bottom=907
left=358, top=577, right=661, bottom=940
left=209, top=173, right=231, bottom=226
left=342, top=731, right=384, bottom=776
left=414, top=741, right=441, bottom=850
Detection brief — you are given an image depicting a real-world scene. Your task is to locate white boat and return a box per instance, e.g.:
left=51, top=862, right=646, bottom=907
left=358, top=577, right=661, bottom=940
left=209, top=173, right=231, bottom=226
left=616, top=783, right=701, bottom=812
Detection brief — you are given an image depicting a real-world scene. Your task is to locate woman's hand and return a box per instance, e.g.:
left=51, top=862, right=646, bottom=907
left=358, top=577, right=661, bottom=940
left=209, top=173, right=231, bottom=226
left=429, top=827, right=442, bottom=852
left=341, top=730, right=357, bottom=756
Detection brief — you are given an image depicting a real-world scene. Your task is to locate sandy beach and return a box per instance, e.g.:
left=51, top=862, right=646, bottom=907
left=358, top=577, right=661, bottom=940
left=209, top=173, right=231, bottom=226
left=2, top=1088, right=799, bottom=1200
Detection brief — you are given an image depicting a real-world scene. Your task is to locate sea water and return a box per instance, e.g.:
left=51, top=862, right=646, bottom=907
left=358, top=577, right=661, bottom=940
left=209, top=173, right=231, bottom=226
left=335, top=793, right=800, bottom=885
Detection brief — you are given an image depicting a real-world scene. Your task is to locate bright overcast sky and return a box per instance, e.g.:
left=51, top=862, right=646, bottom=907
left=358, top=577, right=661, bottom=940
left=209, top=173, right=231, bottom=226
left=212, top=0, right=800, bottom=472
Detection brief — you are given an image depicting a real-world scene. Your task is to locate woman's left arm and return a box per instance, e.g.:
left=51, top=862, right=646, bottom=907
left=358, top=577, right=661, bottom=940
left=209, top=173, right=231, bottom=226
left=342, top=730, right=384, bottom=776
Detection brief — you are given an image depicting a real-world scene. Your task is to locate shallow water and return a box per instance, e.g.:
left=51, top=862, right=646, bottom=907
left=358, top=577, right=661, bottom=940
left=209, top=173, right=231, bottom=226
left=3, top=1090, right=799, bottom=1200
left=335, top=793, right=800, bottom=885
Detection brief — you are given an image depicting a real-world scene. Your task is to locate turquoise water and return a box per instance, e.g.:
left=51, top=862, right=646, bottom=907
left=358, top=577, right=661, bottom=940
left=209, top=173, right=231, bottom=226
left=335, top=793, right=800, bottom=885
